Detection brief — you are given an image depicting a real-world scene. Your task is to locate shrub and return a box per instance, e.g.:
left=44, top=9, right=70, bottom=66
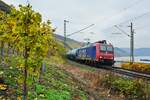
left=103, top=74, right=148, bottom=100
left=112, top=78, right=146, bottom=99
left=121, top=63, right=150, bottom=73
left=121, top=63, right=131, bottom=69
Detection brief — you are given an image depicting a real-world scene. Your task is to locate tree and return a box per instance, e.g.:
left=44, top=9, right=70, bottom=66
left=0, top=4, right=63, bottom=99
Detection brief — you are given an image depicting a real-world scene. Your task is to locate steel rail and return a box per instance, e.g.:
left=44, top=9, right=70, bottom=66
left=67, top=59, right=150, bottom=80
left=112, top=66, right=150, bottom=80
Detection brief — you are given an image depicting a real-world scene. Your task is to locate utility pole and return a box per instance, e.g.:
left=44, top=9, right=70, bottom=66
left=114, top=22, right=135, bottom=64
left=64, top=20, right=69, bottom=48
left=129, top=22, right=134, bottom=64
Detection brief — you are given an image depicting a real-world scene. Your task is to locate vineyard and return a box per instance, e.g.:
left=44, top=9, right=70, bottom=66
left=0, top=1, right=150, bottom=100
left=0, top=4, right=65, bottom=99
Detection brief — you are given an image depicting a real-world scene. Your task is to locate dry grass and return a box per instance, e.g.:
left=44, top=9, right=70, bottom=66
left=72, top=96, right=83, bottom=100
left=83, top=72, right=103, bottom=89
left=62, top=62, right=150, bottom=100
left=82, top=71, right=126, bottom=100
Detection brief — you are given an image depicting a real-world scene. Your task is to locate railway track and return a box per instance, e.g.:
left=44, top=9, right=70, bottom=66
left=112, top=66, right=150, bottom=80
left=67, top=60, right=150, bottom=80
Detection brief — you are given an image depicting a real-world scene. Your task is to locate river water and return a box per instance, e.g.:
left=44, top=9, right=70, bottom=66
left=114, top=56, right=150, bottom=67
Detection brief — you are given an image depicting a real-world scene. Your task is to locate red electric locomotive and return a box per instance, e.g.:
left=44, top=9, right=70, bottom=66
left=95, top=40, right=114, bottom=65
left=67, top=40, right=115, bottom=66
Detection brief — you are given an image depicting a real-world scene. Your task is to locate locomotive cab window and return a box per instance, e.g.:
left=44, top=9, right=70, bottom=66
left=100, top=45, right=107, bottom=51
left=107, top=46, right=113, bottom=52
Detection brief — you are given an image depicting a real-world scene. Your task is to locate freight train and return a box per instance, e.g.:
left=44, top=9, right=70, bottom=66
left=66, top=40, right=115, bottom=66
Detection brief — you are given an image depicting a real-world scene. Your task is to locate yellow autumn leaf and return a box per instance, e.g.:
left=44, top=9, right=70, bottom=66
left=17, top=96, right=22, bottom=100
left=0, top=83, right=7, bottom=90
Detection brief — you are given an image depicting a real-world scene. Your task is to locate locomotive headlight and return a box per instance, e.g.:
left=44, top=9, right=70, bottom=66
left=100, top=56, right=102, bottom=58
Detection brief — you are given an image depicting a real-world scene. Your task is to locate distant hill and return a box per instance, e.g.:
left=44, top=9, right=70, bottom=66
left=54, top=34, right=150, bottom=56
left=0, top=0, right=10, bottom=13
left=134, top=48, right=150, bottom=56
left=114, top=47, right=129, bottom=57
left=54, top=34, right=82, bottom=49
left=114, top=48, right=150, bottom=57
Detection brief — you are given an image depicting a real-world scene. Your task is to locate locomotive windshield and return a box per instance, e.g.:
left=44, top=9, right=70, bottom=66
left=100, top=45, right=113, bottom=52
left=100, top=45, right=107, bottom=51
left=107, top=46, right=113, bottom=52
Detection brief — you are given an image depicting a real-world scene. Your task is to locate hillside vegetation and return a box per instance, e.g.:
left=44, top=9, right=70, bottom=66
left=0, top=4, right=65, bottom=99
left=54, top=34, right=82, bottom=49
left=0, top=1, right=150, bottom=100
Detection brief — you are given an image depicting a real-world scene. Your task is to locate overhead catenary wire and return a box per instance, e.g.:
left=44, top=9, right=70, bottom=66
left=103, top=11, right=150, bottom=32
left=118, top=0, right=144, bottom=12
left=136, top=25, right=150, bottom=31
left=112, top=0, right=144, bottom=16
left=114, top=25, right=130, bottom=37
left=102, top=0, right=148, bottom=32
left=100, top=0, right=145, bottom=24
left=118, top=11, right=150, bottom=25
left=67, top=24, right=94, bottom=37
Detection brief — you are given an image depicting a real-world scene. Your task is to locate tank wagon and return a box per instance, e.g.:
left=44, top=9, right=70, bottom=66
left=67, top=40, right=115, bottom=66
left=66, top=49, right=78, bottom=60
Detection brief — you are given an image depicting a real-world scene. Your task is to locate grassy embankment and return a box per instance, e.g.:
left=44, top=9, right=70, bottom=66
left=65, top=60, right=150, bottom=100
left=28, top=62, right=87, bottom=100
left=0, top=59, right=88, bottom=100
left=1, top=58, right=150, bottom=100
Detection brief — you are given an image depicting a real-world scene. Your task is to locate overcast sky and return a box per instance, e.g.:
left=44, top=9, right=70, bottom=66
left=4, top=0, right=150, bottom=48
